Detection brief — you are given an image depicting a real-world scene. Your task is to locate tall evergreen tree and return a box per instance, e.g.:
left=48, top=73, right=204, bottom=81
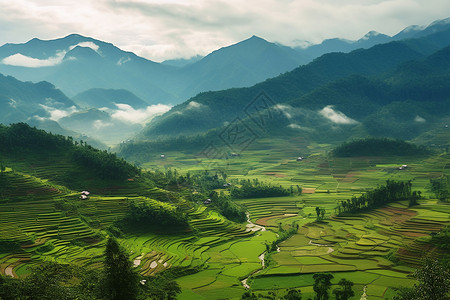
left=104, top=237, right=139, bottom=300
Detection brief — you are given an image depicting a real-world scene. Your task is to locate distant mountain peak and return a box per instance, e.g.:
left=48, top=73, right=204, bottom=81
left=429, top=17, right=450, bottom=27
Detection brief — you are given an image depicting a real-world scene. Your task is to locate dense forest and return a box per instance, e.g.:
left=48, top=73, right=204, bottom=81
left=0, top=123, right=140, bottom=181
left=331, top=138, right=429, bottom=157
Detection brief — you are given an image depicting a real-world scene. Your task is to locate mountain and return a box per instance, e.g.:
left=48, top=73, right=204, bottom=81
left=120, top=45, right=450, bottom=162
left=175, top=35, right=312, bottom=98
left=0, top=74, right=77, bottom=124
left=161, top=55, right=203, bottom=67
left=1, top=18, right=449, bottom=107
left=0, top=34, right=178, bottom=104
left=139, top=28, right=450, bottom=139
left=0, top=35, right=309, bottom=105
left=298, top=17, right=450, bottom=59
left=73, top=88, right=150, bottom=109
left=58, top=108, right=142, bottom=145
left=0, top=73, right=140, bottom=146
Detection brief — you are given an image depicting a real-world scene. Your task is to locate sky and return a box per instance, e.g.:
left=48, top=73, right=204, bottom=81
left=0, top=0, right=449, bottom=62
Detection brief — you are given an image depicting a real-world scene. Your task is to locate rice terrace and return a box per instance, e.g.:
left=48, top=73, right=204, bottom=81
left=0, top=124, right=449, bottom=299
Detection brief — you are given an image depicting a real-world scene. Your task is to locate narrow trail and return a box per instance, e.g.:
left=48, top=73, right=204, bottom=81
left=245, top=212, right=266, bottom=232
left=241, top=212, right=266, bottom=289
left=360, top=285, right=368, bottom=300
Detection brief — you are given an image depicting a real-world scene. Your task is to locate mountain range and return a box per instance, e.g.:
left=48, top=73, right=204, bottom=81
left=0, top=17, right=449, bottom=147
left=1, top=18, right=449, bottom=106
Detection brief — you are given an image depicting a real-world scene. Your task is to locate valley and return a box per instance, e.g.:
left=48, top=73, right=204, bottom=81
left=0, top=127, right=448, bottom=299
left=0, top=14, right=449, bottom=300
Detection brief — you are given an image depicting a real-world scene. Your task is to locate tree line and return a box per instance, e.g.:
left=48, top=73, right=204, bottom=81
left=337, top=180, right=421, bottom=215
left=331, top=137, right=429, bottom=157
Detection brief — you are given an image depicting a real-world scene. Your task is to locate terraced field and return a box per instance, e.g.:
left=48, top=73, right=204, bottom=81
left=1, top=138, right=449, bottom=299
left=137, top=140, right=449, bottom=299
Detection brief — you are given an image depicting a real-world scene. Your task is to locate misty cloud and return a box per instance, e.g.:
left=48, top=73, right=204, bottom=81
left=108, top=103, right=172, bottom=124
left=288, top=123, right=314, bottom=131
left=39, top=105, right=78, bottom=121
left=275, top=104, right=293, bottom=119
left=93, top=120, right=113, bottom=129
left=319, top=105, right=358, bottom=124
left=186, top=101, right=204, bottom=110
left=414, top=115, right=426, bottom=123
left=2, top=51, right=66, bottom=68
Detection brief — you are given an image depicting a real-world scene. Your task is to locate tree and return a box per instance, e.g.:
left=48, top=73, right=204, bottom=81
left=284, top=288, right=302, bottom=299
left=332, top=278, right=354, bottom=300
left=394, top=258, right=450, bottom=300
left=313, top=273, right=334, bottom=300
left=104, top=237, right=139, bottom=300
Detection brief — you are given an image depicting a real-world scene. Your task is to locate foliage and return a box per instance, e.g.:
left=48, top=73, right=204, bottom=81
left=429, top=176, right=449, bottom=201
left=331, top=138, right=429, bottom=157
left=104, top=237, right=140, bottom=300
left=430, top=225, right=450, bottom=252
left=142, top=269, right=183, bottom=300
left=266, top=222, right=299, bottom=265
left=72, top=144, right=140, bottom=180
left=230, top=179, right=290, bottom=199
left=313, top=272, right=334, bottom=300
left=332, top=278, right=354, bottom=300
left=315, top=206, right=326, bottom=222
left=283, top=288, right=302, bottom=299
left=123, top=200, right=189, bottom=231
left=394, top=258, right=450, bottom=300
left=337, top=180, right=420, bottom=214
left=0, top=123, right=140, bottom=182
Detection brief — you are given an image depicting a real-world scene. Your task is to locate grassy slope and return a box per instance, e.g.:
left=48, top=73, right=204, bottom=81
left=1, top=130, right=449, bottom=299
left=134, top=138, right=449, bottom=299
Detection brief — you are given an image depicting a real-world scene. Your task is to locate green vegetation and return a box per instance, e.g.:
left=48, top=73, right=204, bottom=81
left=393, top=258, right=449, bottom=300
left=331, top=138, right=429, bottom=157
left=123, top=200, right=189, bottom=231
left=0, top=122, right=449, bottom=299
left=337, top=180, right=420, bottom=214
left=230, top=179, right=291, bottom=199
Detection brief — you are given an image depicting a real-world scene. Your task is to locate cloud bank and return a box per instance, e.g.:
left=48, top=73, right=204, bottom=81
left=2, top=51, right=66, bottom=67
left=107, top=103, right=172, bottom=124
left=319, top=105, right=358, bottom=124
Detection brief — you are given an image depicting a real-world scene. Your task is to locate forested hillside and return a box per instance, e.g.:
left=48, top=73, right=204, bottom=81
left=139, top=29, right=450, bottom=140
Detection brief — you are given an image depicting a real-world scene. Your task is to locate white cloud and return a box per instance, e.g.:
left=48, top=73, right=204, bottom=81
left=186, top=101, right=204, bottom=110
left=1, top=51, right=66, bottom=67
left=69, top=41, right=100, bottom=52
left=39, top=104, right=78, bottom=121
left=1, top=41, right=100, bottom=68
left=318, top=105, right=358, bottom=125
left=109, top=103, right=172, bottom=124
left=288, top=123, right=313, bottom=131
left=93, top=119, right=113, bottom=129
left=275, top=104, right=293, bottom=119
left=414, top=115, right=426, bottom=123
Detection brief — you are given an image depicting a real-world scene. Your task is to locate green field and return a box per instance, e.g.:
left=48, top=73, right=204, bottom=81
left=1, top=138, right=449, bottom=299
